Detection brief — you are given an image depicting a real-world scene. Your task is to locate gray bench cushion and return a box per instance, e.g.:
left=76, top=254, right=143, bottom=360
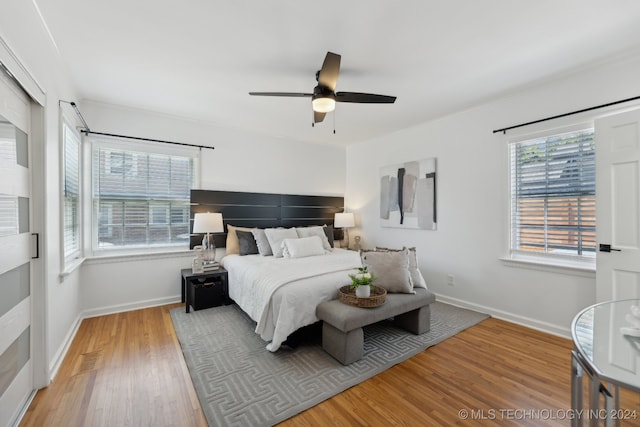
left=316, top=288, right=436, bottom=364
left=317, top=288, right=435, bottom=332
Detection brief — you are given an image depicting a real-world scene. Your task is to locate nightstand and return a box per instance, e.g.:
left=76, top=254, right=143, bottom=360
left=181, top=268, right=229, bottom=313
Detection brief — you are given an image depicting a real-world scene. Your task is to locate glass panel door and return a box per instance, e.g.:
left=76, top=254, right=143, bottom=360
left=0, top=69, right=33, bottom=427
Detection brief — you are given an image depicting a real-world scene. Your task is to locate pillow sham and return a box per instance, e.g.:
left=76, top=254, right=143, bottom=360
left=295, top=225, right=332, bottom=250
left=251, top=228, right=273, bottom=256
left=323, top=225, right=335, bottom=248
left=264, top=227, right=298, bottom=258
left=375, top=246, right=428, bottom=289
left=225, top=225, right=252, bottom=255
left=362, top=248, right=413, bottom=294
left=282, top=235, right=326, bottom=258
left=236, top=230, right=259, bottom=256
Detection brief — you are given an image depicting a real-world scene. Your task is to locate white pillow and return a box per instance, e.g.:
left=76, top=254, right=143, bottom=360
left=295, top=226, right=332, bottom=251
left=264, top=227, right=298, bottom=258
left=282, top=236, right=326, bottom=258
left=251, top=228, right=273, bottom=256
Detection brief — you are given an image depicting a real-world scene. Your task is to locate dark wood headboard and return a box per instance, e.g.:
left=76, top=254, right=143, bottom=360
left=190, top=190, right=345, bottom=248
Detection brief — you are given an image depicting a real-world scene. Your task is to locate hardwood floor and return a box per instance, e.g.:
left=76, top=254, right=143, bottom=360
left=20, top=303, right=206, bottom=427
left=20, top=304, right=640, bottom=426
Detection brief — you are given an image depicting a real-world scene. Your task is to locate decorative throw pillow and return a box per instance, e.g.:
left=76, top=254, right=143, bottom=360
left=251, top=228, right=273, bottom=256
left=362, top=248, right=413, bottom=294
left=295, top=226, right=332, bottom=250
left=225, top=225, right=252, bottom=255
left=407, top=248, right=428, bottom=289
left=323, top=225, right=335, bottom=248
left=282, top=235, right=326, bottom=258
left=236, top=230, right=259, bottom=256
left=375, top=246, right=427, bottom=289
left=264, top=227, right=298, bottom=258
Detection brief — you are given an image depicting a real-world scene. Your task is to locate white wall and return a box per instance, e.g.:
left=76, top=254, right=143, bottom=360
left=346, top=52, right=640, bottom=337
left=1, top=0, right=83, bottom=380
left=79, top=101, right=347, bottom=315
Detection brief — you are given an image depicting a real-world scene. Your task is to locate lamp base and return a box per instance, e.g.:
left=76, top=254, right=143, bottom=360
left=353, top=235, right=361, bottom=251
left=341, top=229, right=350, bottom=250
left=202, top=233, right=216, bottom=263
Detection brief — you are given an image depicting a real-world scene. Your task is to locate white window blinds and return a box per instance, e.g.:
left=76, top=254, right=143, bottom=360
left=63, top=122, right=81, bottom=260
left=510, top=128, right=596, bottom=259
left=92, top=138, right=197, bottom=252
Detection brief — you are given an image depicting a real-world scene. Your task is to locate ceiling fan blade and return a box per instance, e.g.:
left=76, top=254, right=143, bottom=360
left=336, top=92, right=396, bottom=104
left=249, top=92, right=313, bottom=97
left=317, top=52, right=341, bottom=91
left=314, top=111, right=326, bottom=123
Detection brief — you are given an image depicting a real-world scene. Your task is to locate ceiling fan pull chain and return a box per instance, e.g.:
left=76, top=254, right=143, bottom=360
left=333, top=111, right=336, bottom=134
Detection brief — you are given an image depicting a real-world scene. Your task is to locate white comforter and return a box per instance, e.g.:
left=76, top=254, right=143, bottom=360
left=221, top=249, right=361, bottom=351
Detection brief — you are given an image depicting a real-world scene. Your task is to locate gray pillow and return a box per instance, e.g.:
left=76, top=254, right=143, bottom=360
left=362, top=248, right=413, bottom=294
left=236, top=230, right=259, bottom=256
left=375, top=246, right=427, bottom=289
left=251, top=228, right=273, bottom=256
left=323, top=225, right=335, bottom=248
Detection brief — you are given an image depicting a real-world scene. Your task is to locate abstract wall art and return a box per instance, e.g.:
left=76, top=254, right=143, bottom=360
left=380, top=157, right=437, bottom=230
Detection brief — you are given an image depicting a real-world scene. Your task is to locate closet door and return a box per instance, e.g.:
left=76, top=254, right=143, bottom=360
left=0, top=68, right=34, bottom=427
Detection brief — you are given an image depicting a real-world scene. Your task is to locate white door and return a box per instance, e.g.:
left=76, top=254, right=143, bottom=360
left=0, top=69, right=34, bottom=426
left=595, top=108, right=640, bottom=302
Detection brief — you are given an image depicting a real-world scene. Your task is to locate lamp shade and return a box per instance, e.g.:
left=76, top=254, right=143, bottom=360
left=334, top=212, right=355, bottom=228
left=193, top=212, right=224, bottom=233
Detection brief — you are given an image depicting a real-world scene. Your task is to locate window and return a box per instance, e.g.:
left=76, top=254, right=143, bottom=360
left=62, top=121, right=81, bottom=263
left=91, top=138, right=197, bottom=253
left=509, top=128, right=596, bottom=263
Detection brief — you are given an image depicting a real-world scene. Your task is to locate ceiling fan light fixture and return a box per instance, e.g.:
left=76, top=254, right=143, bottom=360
left=312, top=95, right=336, bottom=113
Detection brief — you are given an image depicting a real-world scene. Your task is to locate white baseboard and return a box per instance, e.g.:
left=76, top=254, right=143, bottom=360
left=82, top=295, right=182, bottom=319
left=47, top=295, right=182, bottom=383
left=434, top=293, right=571, bottom=340
left=48, top=312, right=83, bottom=382
left=12, top=389, right=37, bottom=427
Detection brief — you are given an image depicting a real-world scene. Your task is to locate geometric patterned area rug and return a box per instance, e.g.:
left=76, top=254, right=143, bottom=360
left=170, top=301, right=489, bottom=427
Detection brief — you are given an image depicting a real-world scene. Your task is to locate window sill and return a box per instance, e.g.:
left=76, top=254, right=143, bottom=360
left=85, top=248, right=194, bottom=265
left=60, top=257, right=86, bottom=278
left=500, top=255, right=595, bottom=278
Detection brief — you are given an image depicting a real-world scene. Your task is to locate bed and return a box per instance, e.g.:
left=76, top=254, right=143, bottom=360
left=190, top=189, right=359, bottom=351
left=222, top=248, right=361, bottom=351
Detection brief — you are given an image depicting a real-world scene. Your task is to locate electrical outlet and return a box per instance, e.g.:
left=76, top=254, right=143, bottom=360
left=447, top=274, right=455, bottom=286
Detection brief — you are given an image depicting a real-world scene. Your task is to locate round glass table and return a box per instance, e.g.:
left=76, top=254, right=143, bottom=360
left=571, top=299, right=640, bottom=426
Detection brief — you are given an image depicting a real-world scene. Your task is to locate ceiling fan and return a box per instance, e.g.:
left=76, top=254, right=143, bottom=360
left=249, top=52, right=396, bottom=125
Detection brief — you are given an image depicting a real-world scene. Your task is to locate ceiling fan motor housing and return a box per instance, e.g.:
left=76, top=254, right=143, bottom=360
left=312, top=85, right=336, bottom=113
left=313, top=85, right=335, bottom=100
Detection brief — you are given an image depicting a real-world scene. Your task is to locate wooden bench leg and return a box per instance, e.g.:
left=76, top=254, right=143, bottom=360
left=395, top=305, right=431, bottom=335
left=322, top=322, right=364, bottom=365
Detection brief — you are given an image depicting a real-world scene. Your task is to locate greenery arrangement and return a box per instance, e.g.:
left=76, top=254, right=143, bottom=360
left=348, top=266, right=376, bottom=290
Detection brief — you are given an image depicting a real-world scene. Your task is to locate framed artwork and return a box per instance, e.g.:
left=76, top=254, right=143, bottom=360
left=380, top=157, right=437, bottom=230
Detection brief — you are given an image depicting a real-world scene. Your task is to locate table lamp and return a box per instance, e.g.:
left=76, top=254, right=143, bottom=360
left=334, top=212, right=355, bottom=249
left=193, top=212, right=224, bottom=263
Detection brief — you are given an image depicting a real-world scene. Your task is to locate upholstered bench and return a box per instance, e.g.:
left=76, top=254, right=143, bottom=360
left=316, top=288, right=436, bottom=365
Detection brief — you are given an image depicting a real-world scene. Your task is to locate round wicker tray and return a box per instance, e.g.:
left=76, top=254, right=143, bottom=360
left=338, top=285, right=386, bottom=308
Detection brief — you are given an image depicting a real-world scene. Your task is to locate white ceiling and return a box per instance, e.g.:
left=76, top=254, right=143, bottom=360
left=35, top=0, right=640, bottom=146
